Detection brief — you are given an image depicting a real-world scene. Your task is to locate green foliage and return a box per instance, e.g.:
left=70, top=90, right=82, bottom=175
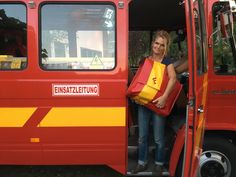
left=128, top=31, right=188, bottom=67
left=128, top=31, right=150, bottom=67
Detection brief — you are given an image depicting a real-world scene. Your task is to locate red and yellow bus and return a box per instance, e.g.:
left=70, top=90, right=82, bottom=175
left=0, top=0, right=236, bottom=177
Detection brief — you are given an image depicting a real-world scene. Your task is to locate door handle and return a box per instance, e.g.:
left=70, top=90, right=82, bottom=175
left=197, top=105, right=204, bottom=113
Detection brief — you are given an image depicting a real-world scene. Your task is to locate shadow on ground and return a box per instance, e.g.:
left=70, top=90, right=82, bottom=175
left=0, top=165, right=125, bottom=177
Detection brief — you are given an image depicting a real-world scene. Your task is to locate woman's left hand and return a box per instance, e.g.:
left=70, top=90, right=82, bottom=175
left=152, top=95, right=167, bottom=109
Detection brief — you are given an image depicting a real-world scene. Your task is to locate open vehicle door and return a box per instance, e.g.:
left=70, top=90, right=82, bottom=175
left=182, top=0, right=208, bottom=176
left=197, top=1, right=236, bottom=176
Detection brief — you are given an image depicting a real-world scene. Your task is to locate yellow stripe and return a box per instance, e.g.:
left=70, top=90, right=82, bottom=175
left=0, top=108, right=36, bottom=127
left=39, top=107, right=126, bottom=127
left=136, top=61, right=166, bottom=104
left=196, top=73, right=208, bottom=147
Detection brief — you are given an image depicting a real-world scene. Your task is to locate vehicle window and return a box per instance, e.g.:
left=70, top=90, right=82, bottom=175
left=212, top=2, right=236, bottom=75
left=0, top=4, right=27, bottom=70
left=40, top=3, right=115, bottom=70
left=194, top=7, right=206, bottom=74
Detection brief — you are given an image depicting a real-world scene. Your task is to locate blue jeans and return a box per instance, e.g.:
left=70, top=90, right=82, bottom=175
left=138, top=105, right=165, bottom=166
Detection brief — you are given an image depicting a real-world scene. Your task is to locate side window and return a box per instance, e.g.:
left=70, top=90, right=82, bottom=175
left=40, top=3, right=115, bottom=70
left=212, top=2, right=236, bottom=75
left=0, top=4, right=27, bottom=70
left=194, top=6, right=207, bottom=74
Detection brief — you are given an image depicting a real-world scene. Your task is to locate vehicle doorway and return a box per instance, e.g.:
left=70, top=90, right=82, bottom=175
left=127, top=0, right=188, bottom=176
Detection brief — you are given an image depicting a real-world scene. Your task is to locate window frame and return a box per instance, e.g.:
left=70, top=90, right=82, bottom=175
left=38, top=2, right=117, bottom=71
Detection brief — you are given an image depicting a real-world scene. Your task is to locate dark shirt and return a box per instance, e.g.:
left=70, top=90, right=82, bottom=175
left=161, top=57, right=172, bottom=66
left=139, top=56, right=172, bottom=66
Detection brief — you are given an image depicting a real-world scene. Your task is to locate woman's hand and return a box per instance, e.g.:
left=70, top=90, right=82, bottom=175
left=152, top=95, right=167, bottom=109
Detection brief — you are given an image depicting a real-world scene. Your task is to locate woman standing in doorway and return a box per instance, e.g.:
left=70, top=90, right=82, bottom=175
left=132, top=30, right=177, bottom=176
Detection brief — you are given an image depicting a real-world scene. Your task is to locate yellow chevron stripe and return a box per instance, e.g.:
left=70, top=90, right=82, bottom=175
left=0, top=108, right=36, bottom=127
left=39, top=107, right=126, bottom=127
left=136, top=61, right=166, bottom=104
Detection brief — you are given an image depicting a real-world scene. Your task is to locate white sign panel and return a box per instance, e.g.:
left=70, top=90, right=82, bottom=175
left=52, top=84, right=99, bottom=96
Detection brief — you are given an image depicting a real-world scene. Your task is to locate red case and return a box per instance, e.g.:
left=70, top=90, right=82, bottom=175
left=127, top=59, right=182, bottom=117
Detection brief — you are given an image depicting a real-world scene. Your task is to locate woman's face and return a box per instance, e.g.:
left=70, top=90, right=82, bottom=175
left=152, top=36, right=167, bottom=57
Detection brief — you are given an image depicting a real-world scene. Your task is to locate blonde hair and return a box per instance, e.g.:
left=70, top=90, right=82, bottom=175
left=151, top=30, right=171, bottom=57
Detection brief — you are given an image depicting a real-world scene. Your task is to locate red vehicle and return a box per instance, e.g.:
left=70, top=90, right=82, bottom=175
left=0, top=0, right=235, bottom=177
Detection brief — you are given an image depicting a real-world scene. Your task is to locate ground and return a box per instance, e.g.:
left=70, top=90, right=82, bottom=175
left=0, top=165, right=125, bottom=177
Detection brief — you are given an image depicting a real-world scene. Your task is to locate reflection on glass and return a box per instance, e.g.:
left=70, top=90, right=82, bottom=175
left=0, top=4, right=27, bottom=70
left=213, top=2, right=236, bottom=75
left=40, top=4, right=115, bottom=70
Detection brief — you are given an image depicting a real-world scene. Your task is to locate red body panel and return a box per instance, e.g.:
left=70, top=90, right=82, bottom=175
left=0, top=0, right=129, bottom=174
left=205, top=0, right=236, bottom=132
left=169, top=125, right=185, bottom=177
left=2, top=0, right=236, bottom=176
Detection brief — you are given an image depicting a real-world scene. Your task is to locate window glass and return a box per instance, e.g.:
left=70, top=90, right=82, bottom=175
left=0, top=4, right=27, bottom=70
left=212, top=2, right=236, bottom=75
left=194, top=9, right=204, bottom=74
left=40, top=4, right=115, bottom=70
left=192, top=0, right=208, bottom=75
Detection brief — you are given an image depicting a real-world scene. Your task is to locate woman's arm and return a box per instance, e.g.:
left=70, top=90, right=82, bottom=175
left=153, top=63, right=177, bottom=108
left=175, top=59, right=188, bottom=74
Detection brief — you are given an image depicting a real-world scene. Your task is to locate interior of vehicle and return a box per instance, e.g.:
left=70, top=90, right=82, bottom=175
left=127, top=0, right=188, bottom=175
